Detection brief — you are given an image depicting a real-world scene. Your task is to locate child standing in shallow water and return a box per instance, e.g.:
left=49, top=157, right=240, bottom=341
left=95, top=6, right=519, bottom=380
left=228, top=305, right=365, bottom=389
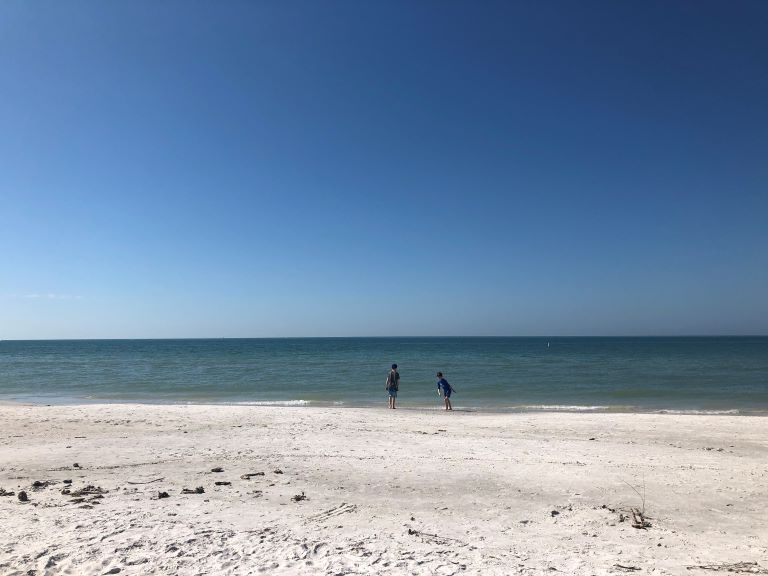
left=436, top=372, right=453, bottom=411
left=386, top=364, right=400, bottom=409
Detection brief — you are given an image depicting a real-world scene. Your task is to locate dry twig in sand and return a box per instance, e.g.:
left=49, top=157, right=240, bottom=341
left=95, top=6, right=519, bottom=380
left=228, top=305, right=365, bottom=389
left=407, top=529, right=466, bottom=546
left=621, top=477, right=651, bottom=528
left=621, top=478, right=646, bottom=515
left=685, top=562, right=768, bottom=574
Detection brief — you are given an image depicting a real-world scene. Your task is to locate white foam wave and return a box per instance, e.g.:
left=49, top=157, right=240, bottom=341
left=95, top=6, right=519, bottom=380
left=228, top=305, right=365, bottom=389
left=653, top=409, right=740, bottom=415
left=518, top=405, right=613, bottom=411
left=231, top=400, right=311, bottom=406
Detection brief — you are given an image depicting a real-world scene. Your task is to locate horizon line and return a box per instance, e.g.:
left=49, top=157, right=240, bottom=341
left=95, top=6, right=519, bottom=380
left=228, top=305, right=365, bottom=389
left=1, top=334, right=767, bottom=342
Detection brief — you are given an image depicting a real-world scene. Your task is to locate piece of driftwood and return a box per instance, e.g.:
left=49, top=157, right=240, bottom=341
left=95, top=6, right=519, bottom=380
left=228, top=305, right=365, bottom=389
left=631, top=507, right=651, bottom=529
left=126, top=478, right=164, bottom=485
left=614, top=565, right=641, bottom=572
left=181, top=486, right=205, bottom=494
left=241, top=472, right=265, bottom=480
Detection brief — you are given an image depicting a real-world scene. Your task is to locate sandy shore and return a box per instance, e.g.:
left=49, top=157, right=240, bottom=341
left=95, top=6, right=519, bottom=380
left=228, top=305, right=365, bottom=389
left=0, top=404, right=766, bottom=575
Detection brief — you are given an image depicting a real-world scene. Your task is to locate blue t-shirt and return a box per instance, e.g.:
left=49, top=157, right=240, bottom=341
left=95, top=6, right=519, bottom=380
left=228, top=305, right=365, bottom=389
left=437, top=378, right=451, bottom=394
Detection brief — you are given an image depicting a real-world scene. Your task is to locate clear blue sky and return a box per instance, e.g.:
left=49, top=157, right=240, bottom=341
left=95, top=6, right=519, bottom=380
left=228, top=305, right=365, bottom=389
left=1, top=1, right=767, bottom=338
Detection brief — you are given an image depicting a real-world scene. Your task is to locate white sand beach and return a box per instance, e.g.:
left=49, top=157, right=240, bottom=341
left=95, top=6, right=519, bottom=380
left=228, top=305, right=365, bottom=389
left=1, top=404, right=766, bottom=575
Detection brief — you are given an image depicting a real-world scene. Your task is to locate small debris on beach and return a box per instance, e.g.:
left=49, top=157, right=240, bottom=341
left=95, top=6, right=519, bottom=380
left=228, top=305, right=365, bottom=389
left=274, top=469, right=284, bottom=474
left=240, top=472, right=265, bottom=479
left=126, top=477, right=164, bottom=485
left=18, top=491, right=29, bottom=502
left=631, top=508, right=651, bottom=529
left=0, top=488, right=15, bottom=497
left=550, top=510, right=560, bottom=517
left=215, top=481, right=231, bottom=486
left=72, top=463, right=80, bottom=468
left=63, top=479, right=72, bottom=484
left=406, top=528, right=465, bottom=546
left=182, top=487, right=205, bottom=494
left=70, top=485, right=107, bottom=497
left=32, top=480, right=54, bottom=490
left=291, top=491, right=307, bottom=502
left=211, top=467, right=224, bottom=473
left=158, top=491, right=170, bottom=499
left=685, top=561, right=768, bottom=573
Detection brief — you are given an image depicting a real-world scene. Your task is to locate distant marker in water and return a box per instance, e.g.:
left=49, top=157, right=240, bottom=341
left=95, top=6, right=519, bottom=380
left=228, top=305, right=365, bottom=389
left=547, top=341, right=550, bottom=348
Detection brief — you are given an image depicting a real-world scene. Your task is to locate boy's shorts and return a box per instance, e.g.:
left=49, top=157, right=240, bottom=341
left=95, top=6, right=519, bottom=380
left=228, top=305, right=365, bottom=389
left=387, top=387, right=398, bottom=398
left=443, top=389, right=451, bottom=398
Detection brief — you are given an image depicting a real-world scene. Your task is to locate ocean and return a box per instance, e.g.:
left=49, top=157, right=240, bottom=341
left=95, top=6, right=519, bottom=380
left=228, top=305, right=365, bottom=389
left=0, top=337, right=766, bottom=413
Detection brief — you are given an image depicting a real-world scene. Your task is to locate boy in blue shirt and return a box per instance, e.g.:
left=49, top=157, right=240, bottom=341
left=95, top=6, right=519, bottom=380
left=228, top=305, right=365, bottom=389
left=436, top=372, right=453, bottom=411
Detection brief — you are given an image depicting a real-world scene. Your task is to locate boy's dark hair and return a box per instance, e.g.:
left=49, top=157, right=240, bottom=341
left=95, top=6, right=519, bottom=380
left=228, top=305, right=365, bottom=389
left=436, top=372, right=443, bottom=377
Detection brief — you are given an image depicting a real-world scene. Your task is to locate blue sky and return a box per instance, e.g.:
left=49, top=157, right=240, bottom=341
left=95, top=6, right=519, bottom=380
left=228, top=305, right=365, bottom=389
left=1, top=1, right=767, bottom=338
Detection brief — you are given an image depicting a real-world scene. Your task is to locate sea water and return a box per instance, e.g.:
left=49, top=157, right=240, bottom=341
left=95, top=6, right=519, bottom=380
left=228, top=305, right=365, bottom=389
left=0, top=337, right=766, bottom=413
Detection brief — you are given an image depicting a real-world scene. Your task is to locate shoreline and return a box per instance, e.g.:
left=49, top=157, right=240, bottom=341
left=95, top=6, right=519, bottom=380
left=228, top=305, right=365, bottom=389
left=0, top=398, right=766, bottom=416
left=2, top=404, right=767, bottom=574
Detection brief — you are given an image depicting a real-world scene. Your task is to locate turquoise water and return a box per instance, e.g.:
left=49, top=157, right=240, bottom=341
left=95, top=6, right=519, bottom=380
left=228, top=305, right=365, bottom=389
left=0, top=337, right=766, bottom=413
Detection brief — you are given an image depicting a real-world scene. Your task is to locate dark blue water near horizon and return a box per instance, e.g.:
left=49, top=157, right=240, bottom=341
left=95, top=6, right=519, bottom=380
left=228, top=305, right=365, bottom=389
left=1, top=337, right=767, bottom=413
